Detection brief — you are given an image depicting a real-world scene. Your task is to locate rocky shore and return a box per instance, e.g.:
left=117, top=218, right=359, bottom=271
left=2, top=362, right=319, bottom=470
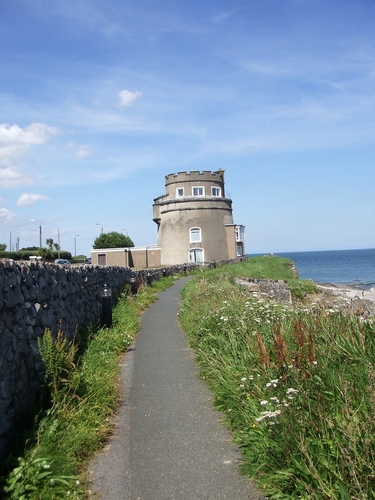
left=314, top=283, right=375, bottom=318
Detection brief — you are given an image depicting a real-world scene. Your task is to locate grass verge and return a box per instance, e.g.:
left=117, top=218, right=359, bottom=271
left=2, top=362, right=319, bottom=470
left=178, top=259, right=375, bottom=499
left=0, top=275, right=177, bottom=499
left=202, top=255, right=317, bottom=300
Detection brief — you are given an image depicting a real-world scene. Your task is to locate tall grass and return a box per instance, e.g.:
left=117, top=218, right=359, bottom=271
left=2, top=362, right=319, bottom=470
left=178, top=271, right=375, bottom=498
left=1, top=275, right=176, bottom=499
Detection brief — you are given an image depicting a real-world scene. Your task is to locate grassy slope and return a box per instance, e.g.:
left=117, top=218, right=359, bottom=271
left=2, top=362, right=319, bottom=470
left=178, top=258, right=375, bottom=499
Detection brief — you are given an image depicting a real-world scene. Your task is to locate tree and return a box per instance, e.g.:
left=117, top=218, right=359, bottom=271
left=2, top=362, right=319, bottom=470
left=93, top=232, right=134, bottom=249
left=21, top=246, right=39, bottom=251
left=38, top=238, right=56, bottom=261
left=0, top=243, right=7, bottom=251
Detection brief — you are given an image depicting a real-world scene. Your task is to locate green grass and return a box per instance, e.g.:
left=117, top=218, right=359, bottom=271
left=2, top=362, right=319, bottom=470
left=204, top=255, right=317, bottom=299
left=0, top=275, right=177, bottom=499
left=178, top=264, right=375, bottom=499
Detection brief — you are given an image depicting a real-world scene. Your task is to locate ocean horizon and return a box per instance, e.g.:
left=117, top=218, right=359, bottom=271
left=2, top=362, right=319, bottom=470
left=248, top=248, right=375, bottom=290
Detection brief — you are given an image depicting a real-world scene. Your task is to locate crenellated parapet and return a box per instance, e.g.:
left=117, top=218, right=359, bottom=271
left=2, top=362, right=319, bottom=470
left=165, top=169, right=224, bottom=186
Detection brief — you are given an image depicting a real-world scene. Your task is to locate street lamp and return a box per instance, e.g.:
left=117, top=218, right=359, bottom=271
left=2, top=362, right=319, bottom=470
left=96, top=223, right=103, bottom=234
left=31, top=219, right=42, bottom=248
left=75, top=235, right=79, bottom=257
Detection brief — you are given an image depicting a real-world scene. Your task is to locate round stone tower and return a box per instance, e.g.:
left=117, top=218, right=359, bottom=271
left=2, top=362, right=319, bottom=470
left=153, top=170, right=244, bottom=265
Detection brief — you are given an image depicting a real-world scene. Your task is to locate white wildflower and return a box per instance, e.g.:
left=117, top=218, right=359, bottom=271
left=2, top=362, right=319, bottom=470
left=286, top=388, right=298, bottom=394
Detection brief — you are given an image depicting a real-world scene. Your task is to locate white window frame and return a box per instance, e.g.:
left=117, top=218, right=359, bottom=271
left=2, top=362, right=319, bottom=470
left=192, top=186, right=205, bottom=197
left=176, top=187, right=184, bottom=197
left=211, top=186, right=221, bottom=197
left=189, top=248, right=204, bottom=264
left=235, top=225, right=245, bottom=242
left=189, top=227, right=202, bottom=243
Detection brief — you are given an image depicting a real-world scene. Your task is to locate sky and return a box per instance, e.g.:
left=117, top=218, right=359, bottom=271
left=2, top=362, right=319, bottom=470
left=1, top=0, right=375, bottom=256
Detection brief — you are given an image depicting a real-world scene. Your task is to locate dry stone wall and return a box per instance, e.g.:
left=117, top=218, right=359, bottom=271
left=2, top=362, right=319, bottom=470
left=0, top=259, right=194, bottom=459
left=235, top=277, right=292, bottom=304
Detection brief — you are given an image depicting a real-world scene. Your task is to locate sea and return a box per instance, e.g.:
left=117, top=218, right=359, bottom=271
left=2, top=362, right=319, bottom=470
left=249, top=248, right=375, bottom=290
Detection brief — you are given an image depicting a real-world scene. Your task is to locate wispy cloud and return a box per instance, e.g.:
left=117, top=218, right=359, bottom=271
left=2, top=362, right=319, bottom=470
left=0, top=123, right=58, bottom=187
left=67, top=142, right=93, bottom=158
left=118, top=89, right=142, bottom=108
left=16, top=193, right=51, bottom=207
left=0, top=207, right=16, bottom=224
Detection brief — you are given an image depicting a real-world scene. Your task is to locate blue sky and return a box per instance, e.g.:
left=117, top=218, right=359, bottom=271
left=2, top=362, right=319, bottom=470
left=1, top=0, right=374, bottom=256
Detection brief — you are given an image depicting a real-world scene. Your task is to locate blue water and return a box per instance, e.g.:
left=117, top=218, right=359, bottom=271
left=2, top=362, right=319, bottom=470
left=249, top=248, right=375, bottom=289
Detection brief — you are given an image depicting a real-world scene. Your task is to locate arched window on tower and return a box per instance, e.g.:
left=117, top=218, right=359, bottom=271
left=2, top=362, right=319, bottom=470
left=189, top=227, right=202, bottom=243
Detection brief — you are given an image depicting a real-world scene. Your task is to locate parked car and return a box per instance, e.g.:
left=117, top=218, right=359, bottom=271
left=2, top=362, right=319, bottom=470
left=85, top=258, right=92, bottom=264
left=54, top=259, right=71, bottom=266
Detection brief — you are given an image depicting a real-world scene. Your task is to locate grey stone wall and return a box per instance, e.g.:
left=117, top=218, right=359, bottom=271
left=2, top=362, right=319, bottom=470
left=0, top=259, right=195, bottom=459
left=235, top=277, right=292, bottom=304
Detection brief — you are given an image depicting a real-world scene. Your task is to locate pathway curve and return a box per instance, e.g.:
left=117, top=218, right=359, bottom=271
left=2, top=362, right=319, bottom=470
left=89, top=277, right=264, bottom=499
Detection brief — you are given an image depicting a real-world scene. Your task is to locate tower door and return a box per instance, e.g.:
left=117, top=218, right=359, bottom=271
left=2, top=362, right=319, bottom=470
left=189, top=248, right=204, bottom=264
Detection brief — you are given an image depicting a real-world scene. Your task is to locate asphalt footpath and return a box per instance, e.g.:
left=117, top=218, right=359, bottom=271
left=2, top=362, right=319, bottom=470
left=89, top=277, right=264, bottom=500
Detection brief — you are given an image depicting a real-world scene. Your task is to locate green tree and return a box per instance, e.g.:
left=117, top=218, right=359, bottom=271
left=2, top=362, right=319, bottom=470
left=93, top=232, right=134, bottom=249
left=20, top=246, right=39, bottom=251
left=38, top=238, right=56, bottom=261
left=0, top=243, right=7, bottom=251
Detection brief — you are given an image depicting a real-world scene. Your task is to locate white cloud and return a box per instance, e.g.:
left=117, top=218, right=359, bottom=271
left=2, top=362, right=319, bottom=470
left=16, top=193, right=51, bottom=207
left=0, top=207, right=16, bottom=223
left=67, top=142, right=93, bottom=158
left=118, top=89, right=142, bottom=108
left=0, top=123, right=58, bottom=187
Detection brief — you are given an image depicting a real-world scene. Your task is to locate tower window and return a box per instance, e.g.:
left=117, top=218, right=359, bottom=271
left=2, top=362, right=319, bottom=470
left=176, top=187, right=184, bottom=197
left=192, top=186, right=204, bottom=196
left=190, top=227, right=202, bottom=243
left=211, top=187, right=221, bottom=197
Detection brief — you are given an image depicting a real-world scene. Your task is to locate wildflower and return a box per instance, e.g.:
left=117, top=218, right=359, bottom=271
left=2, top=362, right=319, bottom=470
left=255, top=409, right=281, bottom=422
left=260, top=400, right=268, bottom=405
left=241, top=377, right=247, bottom=382
left=286, top=388, right=298, bottom=394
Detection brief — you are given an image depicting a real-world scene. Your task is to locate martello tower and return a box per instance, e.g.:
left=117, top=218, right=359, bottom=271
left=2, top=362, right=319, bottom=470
left=153, top=169, right=245, bottom=265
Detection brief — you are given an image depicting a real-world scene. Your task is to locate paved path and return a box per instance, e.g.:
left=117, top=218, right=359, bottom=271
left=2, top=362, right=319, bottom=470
left=89, top=277, right=263, bottom=499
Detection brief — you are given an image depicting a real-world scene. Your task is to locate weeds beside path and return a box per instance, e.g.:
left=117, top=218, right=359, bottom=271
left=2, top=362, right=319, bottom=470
left=178, top=266, right=375, bottom=499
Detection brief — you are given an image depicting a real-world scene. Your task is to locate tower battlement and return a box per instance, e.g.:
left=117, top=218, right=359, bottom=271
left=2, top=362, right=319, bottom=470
left=165, top=169, right=224, bottom=185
